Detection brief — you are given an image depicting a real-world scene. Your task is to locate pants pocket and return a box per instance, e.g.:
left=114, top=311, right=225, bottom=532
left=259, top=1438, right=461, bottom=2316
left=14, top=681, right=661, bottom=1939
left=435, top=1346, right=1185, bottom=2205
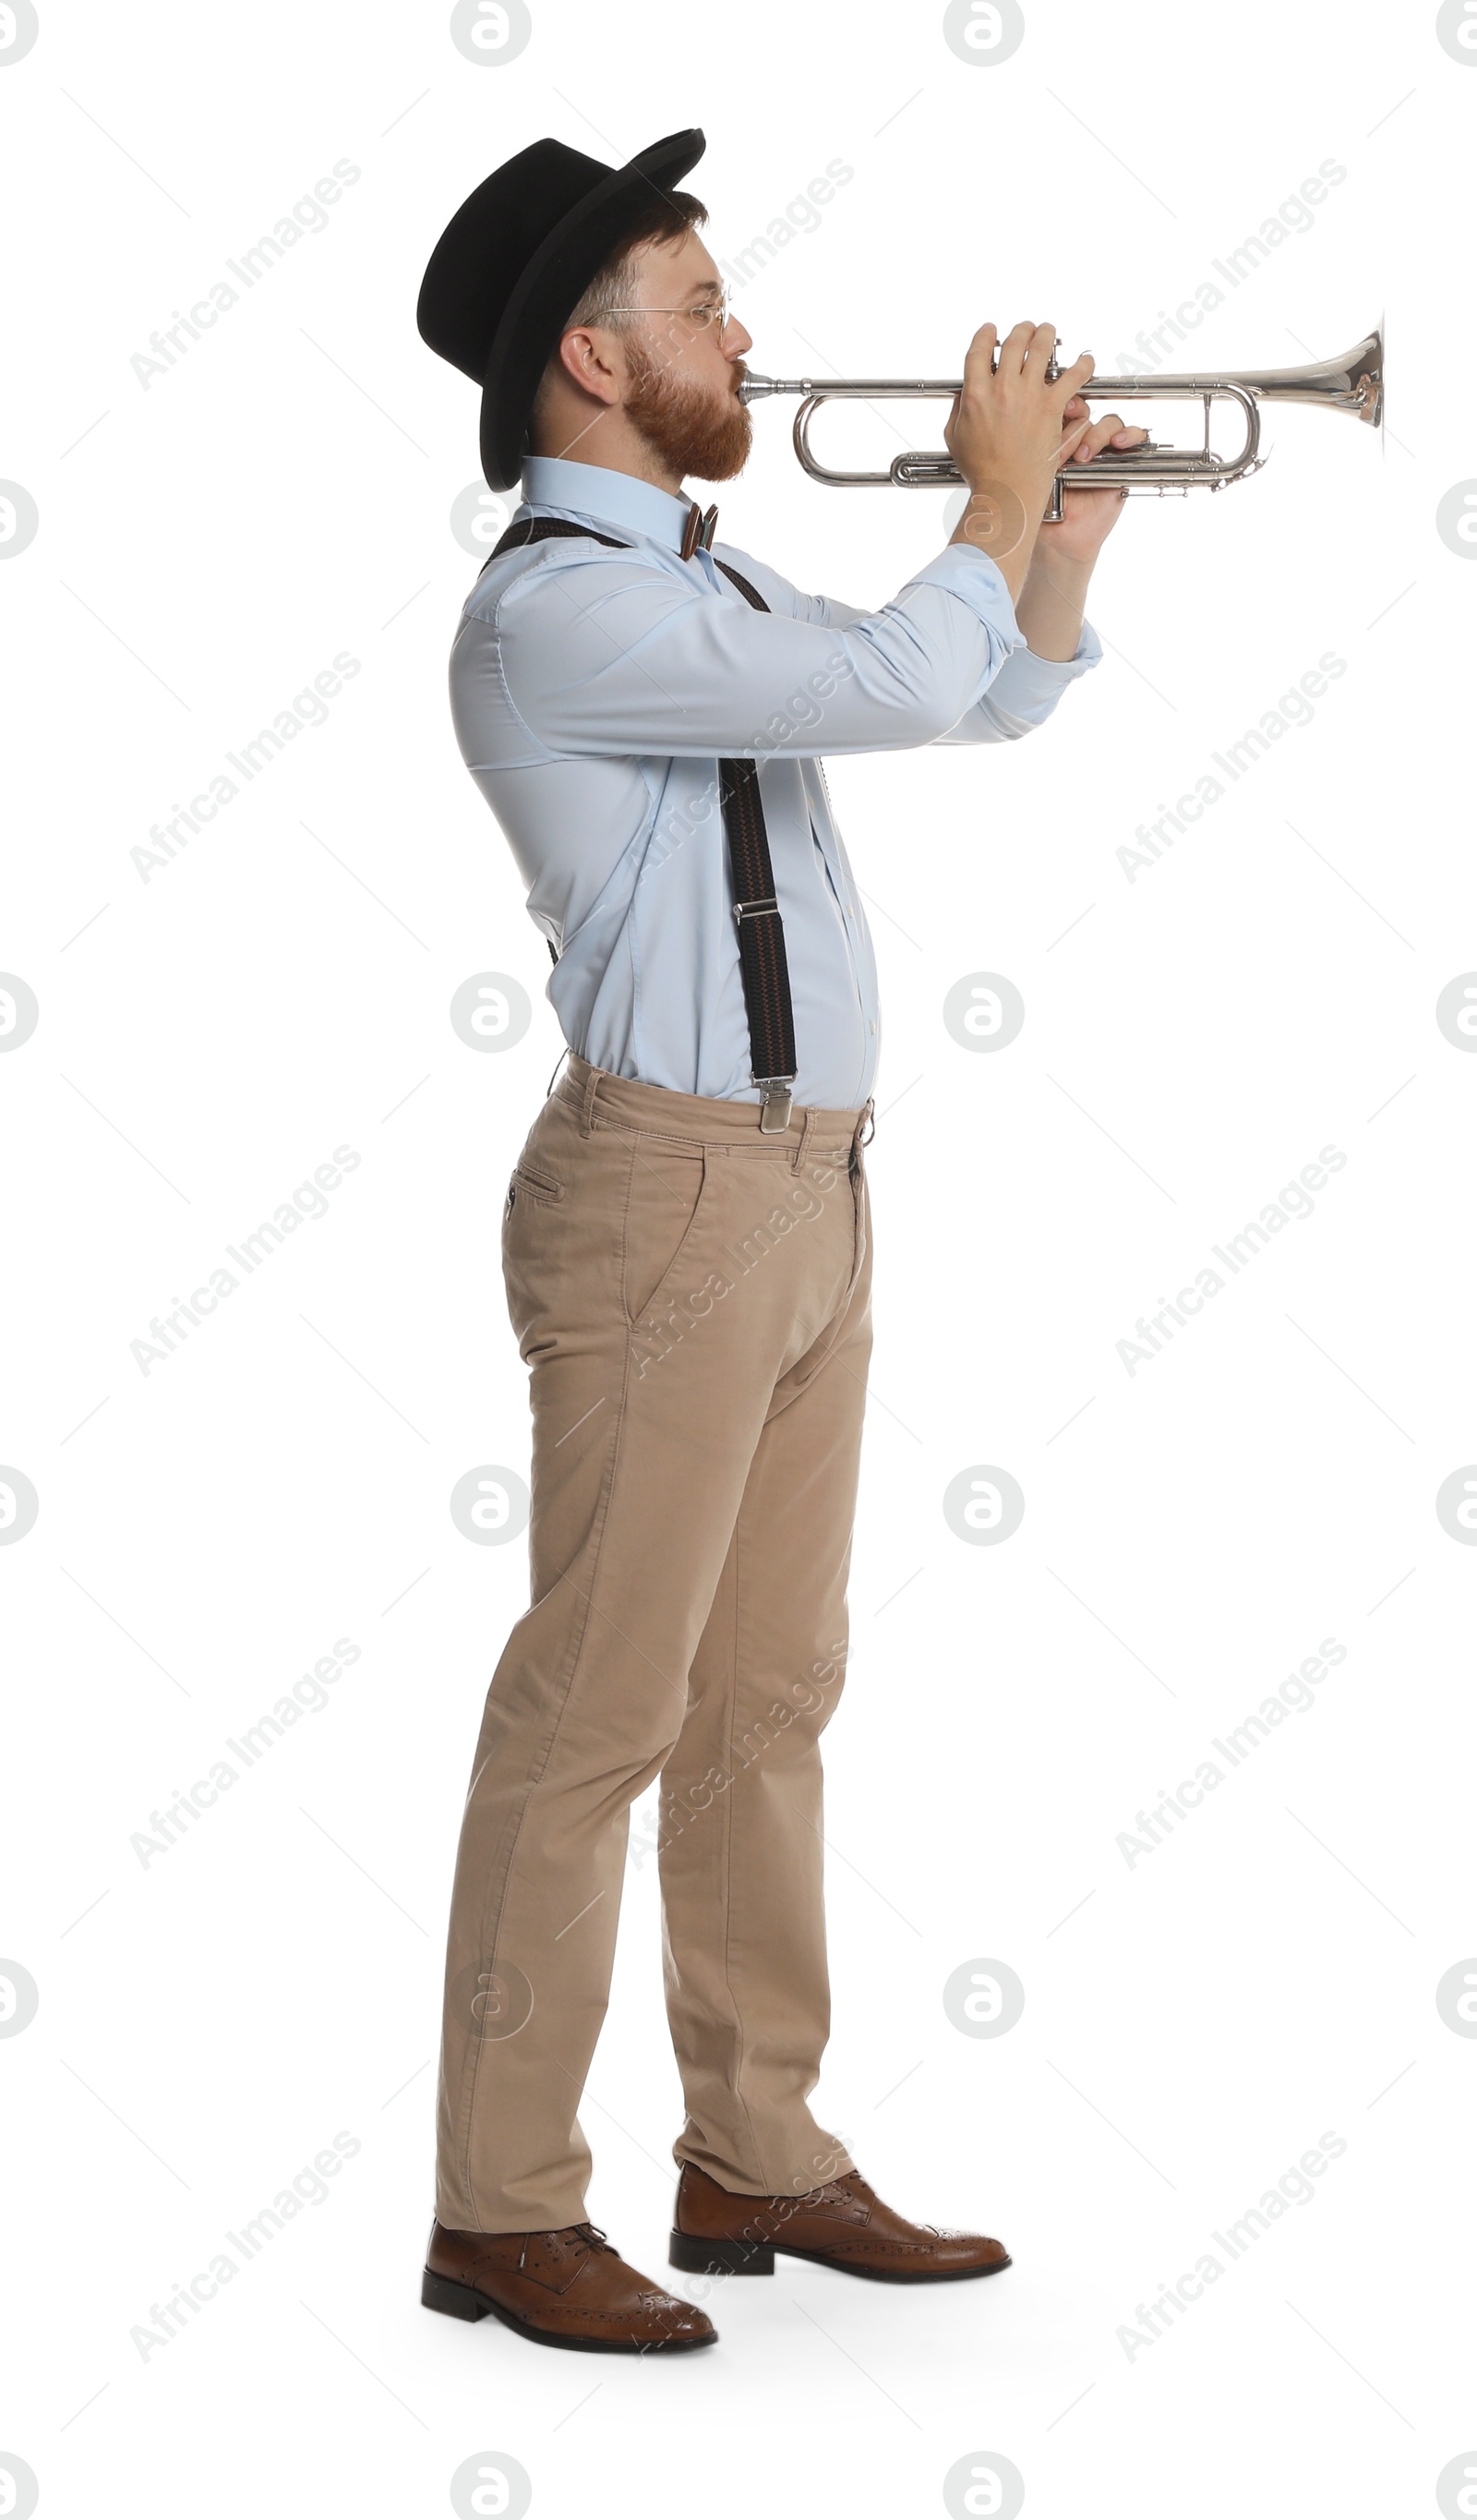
left=622, top=1142, right=712, bottom=1328
left=507, top=1158, right=563, bottom=1209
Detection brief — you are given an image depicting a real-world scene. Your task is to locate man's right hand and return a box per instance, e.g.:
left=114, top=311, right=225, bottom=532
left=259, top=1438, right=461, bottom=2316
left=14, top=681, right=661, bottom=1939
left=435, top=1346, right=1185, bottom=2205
left=944, top=321, right=1094, bottom=597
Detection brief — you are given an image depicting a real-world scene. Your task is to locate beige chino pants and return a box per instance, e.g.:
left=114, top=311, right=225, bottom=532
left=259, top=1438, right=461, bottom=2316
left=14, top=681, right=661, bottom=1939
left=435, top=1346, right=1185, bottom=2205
left=436, top=1055, right=873, bottom=2234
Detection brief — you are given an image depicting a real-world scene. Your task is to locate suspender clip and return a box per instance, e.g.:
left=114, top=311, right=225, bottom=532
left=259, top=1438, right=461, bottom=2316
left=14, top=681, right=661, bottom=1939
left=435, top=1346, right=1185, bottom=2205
left=755, top=1079, right=794, bottom=1133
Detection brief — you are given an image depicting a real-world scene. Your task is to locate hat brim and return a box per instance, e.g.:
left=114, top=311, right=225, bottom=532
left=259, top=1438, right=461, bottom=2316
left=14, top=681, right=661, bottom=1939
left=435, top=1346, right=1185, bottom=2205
left=478, top=126, right=706, bottom=490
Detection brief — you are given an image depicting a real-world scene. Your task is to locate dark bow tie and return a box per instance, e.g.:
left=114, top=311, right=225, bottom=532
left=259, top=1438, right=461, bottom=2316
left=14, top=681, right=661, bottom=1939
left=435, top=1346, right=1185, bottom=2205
left=679, top=500, right=718, bottom=561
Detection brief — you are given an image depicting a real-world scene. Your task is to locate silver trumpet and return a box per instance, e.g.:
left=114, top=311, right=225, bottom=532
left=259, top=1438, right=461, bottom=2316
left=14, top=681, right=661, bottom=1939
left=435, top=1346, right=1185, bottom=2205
left=737, top=325, right=1384, bottom=519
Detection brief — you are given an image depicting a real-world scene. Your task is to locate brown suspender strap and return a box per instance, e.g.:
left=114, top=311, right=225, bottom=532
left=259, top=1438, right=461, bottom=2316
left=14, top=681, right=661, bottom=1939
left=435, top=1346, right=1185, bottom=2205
left=710, top=556, right=798, bottom=1127
left=487, top=515, right=799, bottom=1129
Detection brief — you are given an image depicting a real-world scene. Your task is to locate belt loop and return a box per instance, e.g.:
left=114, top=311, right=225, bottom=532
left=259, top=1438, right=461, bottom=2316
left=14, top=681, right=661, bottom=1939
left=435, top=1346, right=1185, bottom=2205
left=858, top=1097, right=875, bottom=1150
left=579, top=1062, right=602, bottom=1137
left=791, top=1104, right=815, bottom=1176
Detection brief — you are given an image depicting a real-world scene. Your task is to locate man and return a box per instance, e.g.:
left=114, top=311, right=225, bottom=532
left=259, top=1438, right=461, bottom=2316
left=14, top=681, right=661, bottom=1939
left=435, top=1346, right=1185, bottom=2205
left=414, top=127, right=1143, bottom=2356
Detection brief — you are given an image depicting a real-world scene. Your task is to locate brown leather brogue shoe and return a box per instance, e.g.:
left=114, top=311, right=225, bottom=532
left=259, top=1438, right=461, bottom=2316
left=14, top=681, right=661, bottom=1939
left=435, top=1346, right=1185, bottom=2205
left=424, top=2218, right=716, bottom=2352
left=668, top=2164, right=1011, bottom=2284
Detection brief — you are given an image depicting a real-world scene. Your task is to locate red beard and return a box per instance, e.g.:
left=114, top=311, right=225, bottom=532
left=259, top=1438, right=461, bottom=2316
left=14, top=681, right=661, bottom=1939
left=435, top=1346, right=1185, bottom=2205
left=622, top=335, right=752, bottom=483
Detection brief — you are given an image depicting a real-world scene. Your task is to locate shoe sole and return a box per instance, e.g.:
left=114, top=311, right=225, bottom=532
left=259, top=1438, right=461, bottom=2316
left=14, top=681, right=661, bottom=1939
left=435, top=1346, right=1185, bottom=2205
left=667, top=2230, right=1012, bottom=2284
left=421, top=2266, right=717, bottom=2352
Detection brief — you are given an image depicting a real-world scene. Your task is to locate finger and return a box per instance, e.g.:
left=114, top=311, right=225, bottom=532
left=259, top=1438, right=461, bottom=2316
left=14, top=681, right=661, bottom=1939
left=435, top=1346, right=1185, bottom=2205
left=1026, top=320, right=1058, bottom=368
left=962, top=322, right=998, bottom=379
left=1050, top=350, right=1096, bottom=412
left=1074, top=416, right=1126, bottom=461
left=998, top=319, right=1037, bottom=373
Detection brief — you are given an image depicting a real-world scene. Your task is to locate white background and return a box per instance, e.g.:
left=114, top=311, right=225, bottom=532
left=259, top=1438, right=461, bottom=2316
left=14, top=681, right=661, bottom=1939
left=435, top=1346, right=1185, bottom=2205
left=3, top=2, right=1475, bottom=2514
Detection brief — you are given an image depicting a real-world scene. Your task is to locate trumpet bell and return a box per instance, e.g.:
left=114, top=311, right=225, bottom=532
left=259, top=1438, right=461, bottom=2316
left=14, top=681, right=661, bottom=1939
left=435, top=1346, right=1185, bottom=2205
left=1147, top=321, right=1383, bottom=429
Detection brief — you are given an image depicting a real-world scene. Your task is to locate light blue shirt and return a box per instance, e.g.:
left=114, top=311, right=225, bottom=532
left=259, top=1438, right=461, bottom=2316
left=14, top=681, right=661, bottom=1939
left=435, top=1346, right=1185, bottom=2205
left=449, top=454, right=1101, bottom=1109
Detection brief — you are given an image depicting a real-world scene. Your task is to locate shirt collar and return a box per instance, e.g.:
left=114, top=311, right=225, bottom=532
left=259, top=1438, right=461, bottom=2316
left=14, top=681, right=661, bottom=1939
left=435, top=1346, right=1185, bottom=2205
left=518, top=456, right=696, bottom=555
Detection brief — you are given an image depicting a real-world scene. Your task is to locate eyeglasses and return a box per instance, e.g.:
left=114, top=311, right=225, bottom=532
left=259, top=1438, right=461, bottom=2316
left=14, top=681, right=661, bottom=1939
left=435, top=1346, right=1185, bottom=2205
left=604, top=290, right=733, bottom=334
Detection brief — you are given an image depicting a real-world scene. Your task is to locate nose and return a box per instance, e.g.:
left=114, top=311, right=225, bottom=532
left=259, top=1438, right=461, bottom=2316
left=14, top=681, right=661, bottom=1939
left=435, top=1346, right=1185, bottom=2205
left=726, top=315, right=753, bottom=359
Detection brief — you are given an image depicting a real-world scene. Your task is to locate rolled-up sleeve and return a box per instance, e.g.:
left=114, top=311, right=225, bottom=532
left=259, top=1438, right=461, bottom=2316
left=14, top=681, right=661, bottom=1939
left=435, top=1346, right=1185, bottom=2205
left=931, top=613, right=1102, bottom=742
left=459, top=539, right=1032, bottom=765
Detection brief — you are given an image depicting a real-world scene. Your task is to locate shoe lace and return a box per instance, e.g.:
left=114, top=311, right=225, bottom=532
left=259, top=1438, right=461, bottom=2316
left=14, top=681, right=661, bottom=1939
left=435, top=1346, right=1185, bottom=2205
left=567, top=2221, right=683, bottom=2312
left=516, top=2219, right=617, bottom=2274
left=804, top=2176, right=859, bottom=2208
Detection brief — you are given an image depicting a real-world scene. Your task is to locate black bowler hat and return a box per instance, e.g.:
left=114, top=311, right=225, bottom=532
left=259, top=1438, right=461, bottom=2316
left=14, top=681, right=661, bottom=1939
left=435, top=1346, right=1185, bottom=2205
left=416, top=126, right=707, bottom=491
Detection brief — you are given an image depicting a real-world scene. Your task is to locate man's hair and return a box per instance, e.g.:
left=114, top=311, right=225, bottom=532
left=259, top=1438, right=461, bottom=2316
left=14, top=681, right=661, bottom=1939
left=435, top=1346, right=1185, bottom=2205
left=561, top=190, right=709, bottom=337
left=528, top=190, right=708, bottom=445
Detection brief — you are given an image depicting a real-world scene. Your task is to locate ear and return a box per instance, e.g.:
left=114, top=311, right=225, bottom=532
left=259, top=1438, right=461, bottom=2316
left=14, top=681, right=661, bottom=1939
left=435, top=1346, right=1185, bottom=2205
left=554, top=323, right=624, bottom=406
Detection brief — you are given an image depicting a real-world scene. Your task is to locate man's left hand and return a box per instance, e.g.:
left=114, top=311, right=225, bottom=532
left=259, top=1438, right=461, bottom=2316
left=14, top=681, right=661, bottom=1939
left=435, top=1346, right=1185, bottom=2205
left=1033, top=398, right=1150, bottom=562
